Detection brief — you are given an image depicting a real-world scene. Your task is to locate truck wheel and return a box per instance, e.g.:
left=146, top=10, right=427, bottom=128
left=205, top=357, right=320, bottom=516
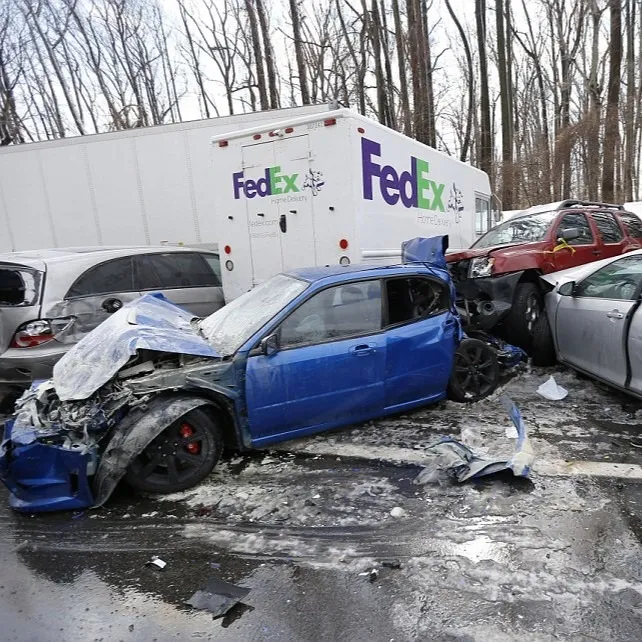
left=531, top=314, right=557, bottom=366
left=447, top=338, right=500, bottom=402
left=125, top=408, right=223, bottom=494
left=503, top=282, right=543, bottom=350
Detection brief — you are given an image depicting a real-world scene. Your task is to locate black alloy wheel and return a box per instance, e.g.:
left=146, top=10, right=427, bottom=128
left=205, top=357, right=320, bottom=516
left=447, top=338, right=500, bottom=402
left=125, top=408, right=222, bottom=494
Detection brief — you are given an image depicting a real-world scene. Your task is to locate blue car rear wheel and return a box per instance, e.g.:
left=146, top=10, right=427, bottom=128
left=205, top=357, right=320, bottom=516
left=124, top=408, right=223, bottom=494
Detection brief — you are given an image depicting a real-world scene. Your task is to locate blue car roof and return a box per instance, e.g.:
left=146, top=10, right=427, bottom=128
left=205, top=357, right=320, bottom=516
left=286, top=263, right=437, bottom=283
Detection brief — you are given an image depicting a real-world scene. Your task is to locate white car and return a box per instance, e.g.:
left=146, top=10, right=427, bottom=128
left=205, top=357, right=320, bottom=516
left=541, top=249, right=642, bottom=398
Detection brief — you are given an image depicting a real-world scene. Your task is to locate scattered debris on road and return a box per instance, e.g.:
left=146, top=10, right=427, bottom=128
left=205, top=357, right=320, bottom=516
left=145, top=556, right=167, bottom=570
left=185, top=576, right=251, bottom=618
left=414, top=395, right=533, bottom=484
left=537, top=375, right=568, bottom=401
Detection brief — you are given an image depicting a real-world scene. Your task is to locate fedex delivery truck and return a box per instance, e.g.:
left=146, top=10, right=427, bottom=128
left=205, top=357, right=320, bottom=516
left=0, top=104, right=328, bottom=253
left=211, top=108, right=492, bottom=300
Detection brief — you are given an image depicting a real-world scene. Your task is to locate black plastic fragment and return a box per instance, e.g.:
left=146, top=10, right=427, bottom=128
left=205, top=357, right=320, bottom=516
left=186, top=577, right=251, bottom=618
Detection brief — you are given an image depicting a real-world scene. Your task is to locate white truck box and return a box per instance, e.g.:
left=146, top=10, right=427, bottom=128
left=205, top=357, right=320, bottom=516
left=211, top=108, right=492, bottom=299
left=0, top=105, right=329, bottom=253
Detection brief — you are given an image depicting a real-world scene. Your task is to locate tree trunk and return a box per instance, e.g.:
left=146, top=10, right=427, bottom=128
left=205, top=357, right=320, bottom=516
left=391, top=0, right=411, bottom=135
left=602, top=0, right=622, bottom=202
left=289, top=0, right=310, bottom=104
left=586, top=1, right=603, bottom=200
left=369, top=0, right=389, bottom=125
left=245, top=0, right=268, bottom=110
left=623, top=0, right=636, bottom=201
left=496, top=0, right=513, bottom=209
left=256, top=0, right=279, bottom=109
left=475, top=0, right=492, bottom=176
left=379, top=0, right=397, bottom=130
left=421, top=0, right=436, bottom=147
left=445, top=0, right=473, bottom=162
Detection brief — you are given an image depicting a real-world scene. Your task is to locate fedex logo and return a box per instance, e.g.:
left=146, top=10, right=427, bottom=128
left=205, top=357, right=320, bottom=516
left=233, top=166, right=299, bottom=199
left=361, top=137, right=446, bottom=211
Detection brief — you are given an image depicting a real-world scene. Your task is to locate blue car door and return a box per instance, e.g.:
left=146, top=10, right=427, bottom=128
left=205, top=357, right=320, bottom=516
left=245, top=279, right=385, bottom=445
left=382, top=276, right=458, bottom=411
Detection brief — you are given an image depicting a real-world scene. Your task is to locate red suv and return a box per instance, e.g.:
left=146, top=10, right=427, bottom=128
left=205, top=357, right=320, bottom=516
left=446, top=200, right=642, bottom=361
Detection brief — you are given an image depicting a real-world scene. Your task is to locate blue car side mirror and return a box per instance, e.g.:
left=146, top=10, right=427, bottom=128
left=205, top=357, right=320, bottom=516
left=260, top=334, right=279, bottom=356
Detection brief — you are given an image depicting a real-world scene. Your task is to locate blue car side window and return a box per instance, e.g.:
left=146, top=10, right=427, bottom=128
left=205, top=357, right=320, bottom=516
left=385, top=277, right=449, bottom=326
left=279, top=280, right=382, bottom=348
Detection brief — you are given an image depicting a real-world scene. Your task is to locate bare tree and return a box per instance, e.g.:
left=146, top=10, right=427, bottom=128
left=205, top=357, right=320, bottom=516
left=289, top=0, right=309, bottom=104
left=475, top=0, right=492, bottom=176
left=602, top=0, right=622, bottom=202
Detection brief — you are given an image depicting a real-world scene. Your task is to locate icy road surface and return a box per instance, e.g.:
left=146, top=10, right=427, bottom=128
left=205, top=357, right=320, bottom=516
left=1, top=366, right=642, bottom=641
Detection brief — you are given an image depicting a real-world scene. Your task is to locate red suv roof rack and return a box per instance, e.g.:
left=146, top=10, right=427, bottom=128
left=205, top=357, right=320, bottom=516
left=558, top=199, right=624, bottom=210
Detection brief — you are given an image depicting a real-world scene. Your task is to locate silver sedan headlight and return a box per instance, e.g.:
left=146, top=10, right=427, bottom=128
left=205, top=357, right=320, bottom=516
left=468, top=257, right=495, bottom=278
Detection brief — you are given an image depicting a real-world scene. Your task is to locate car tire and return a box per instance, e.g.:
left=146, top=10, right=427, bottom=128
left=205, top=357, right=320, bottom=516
left=530, top=313, right=557, bottom=366
left=447, top=338, right=500, bottom=403
left=502, top=282, right=543, bottom=350
left=124, top=408, right=223, bottom=494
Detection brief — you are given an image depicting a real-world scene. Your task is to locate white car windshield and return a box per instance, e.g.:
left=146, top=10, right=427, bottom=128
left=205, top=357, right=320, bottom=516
left=473, top=211, right=557, bottom=249
left=199, top=274, right=309, bottom=356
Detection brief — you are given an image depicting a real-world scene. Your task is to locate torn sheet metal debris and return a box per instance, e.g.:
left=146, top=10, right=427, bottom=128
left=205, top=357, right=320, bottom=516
left=185, top=577, right=251, bottom=618
left=145, top=556, right=167, bottom=570
left=537, top=375, right=568, bottom=401
left=414, top=395, right=534, bottom=484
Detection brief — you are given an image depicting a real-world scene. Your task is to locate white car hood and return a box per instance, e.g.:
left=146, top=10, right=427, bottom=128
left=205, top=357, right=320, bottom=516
left=540, top=255, right=619, bottom=288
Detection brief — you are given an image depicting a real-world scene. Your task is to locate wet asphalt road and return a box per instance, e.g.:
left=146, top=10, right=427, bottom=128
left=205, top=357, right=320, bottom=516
left=2, top=366, right=642, bottom=641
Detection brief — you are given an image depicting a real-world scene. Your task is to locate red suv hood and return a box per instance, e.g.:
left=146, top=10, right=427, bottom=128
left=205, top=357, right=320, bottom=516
left=446, top=241, right=546, bottom=263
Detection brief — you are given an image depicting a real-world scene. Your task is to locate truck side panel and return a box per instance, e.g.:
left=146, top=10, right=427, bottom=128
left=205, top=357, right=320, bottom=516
left=351, top=119, right=490, bottom=257
left=0, top=152, right=56, bottom=251
left=85, top=139, right=150, bottom=245
left=0, top=106, right=327, bottom=253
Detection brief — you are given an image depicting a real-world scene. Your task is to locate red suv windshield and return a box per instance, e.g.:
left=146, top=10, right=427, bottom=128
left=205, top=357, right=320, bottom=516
left=472, top=211, right=557, bottom=249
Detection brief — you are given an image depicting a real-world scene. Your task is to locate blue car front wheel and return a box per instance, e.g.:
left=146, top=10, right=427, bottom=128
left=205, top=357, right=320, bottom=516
left=124, top=408, right=223, bottom=494
left=447, top=338, right=499, bottom=403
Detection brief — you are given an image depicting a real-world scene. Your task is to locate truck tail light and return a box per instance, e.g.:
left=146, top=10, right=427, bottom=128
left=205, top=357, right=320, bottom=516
left=10, top=318, right=74, bottom=349
left=218, top=140, right=228, bottom=148
left=224, top=245, right=232, bottom=254
left=324, top=118, right=337, bottom=127
left=285, top=127, right=294, bottom=134
left=253, top=134, right=262, bottom=140
left=339, top=238, right=349, bottom=250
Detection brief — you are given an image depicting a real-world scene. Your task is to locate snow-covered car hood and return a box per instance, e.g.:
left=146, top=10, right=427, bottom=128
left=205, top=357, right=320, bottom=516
left=53, top=294, right=221, bottom=402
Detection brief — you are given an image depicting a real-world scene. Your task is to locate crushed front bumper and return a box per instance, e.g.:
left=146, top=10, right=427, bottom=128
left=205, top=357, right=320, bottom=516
left=0, top=419, right=95, bottom=512
left=450, top=265, right=523, bottom=331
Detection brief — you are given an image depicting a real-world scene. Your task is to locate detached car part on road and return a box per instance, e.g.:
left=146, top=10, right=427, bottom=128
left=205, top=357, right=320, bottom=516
left=541, top=248, right=642, bottom=398
left=0, top=237, right=505, bottom=512
left=447, top=200, right=642, bottom=362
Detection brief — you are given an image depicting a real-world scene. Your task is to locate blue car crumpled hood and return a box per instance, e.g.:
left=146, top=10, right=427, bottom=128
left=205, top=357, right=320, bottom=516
left=53, top=293, right=221, bottom=402
left=401, top=235, right=449, bottom=270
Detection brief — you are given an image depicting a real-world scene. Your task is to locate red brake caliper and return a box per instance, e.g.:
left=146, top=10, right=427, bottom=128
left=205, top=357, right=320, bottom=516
left=180, top=424, right=200, bottom=454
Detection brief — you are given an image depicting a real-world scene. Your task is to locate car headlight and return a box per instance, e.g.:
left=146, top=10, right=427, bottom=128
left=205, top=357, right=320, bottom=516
left=468, top=257, right=494, bottom=278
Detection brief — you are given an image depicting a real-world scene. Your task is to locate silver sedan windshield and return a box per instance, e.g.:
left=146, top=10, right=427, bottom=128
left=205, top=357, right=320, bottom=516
left=199, top=274, right=308, bottom=356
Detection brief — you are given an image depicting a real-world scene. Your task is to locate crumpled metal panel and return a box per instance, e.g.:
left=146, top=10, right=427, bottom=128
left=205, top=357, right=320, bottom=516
left=0, top=419, right=96, bottom=512
left=401, top=236, right=449, bottom=270
left=92, top=395, right=214, bottom=507
left=53, top=294, right=221, bottom=402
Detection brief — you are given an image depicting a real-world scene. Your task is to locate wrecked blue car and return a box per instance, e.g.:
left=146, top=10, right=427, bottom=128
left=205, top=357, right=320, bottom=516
left=1, top=237, right=503, bottom=512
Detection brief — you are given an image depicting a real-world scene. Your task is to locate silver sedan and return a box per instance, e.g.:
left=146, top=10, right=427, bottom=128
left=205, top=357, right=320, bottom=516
left=541, top=249, right=642, bottom=397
